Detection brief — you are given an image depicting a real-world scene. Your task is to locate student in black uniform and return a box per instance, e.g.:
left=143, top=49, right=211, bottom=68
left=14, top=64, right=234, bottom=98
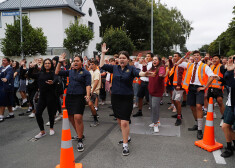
left=100, top=43, right=154, bottom=156
left=55, top=53, right=91, bottom=152
left=28, top=59, right=58, bottom=139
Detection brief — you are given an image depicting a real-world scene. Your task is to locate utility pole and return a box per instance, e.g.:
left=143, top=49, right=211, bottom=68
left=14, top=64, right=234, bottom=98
left=19, top=0, right=23, bottom=59
left=151, top=0, right=153, bottom=53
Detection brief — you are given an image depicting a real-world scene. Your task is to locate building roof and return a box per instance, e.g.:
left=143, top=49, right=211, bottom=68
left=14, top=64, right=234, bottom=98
left=0, top=0, right=85, bottom=15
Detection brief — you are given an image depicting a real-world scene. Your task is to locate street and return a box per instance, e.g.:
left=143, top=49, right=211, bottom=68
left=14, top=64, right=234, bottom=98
left=0, top=96, right=235, bottom=168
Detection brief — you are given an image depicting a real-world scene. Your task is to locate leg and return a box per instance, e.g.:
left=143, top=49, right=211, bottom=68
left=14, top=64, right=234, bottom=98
left=69, top=115, right=76, bottom=131
left=190, top=106, right=197, bottom=120
left=120, top=120, right=130, bottom=144
left=151, top=97, right=161, bottom=124
left=217, top=97, right=225, bottom=115
left=35, top=98, right=47, bottom=132
left=74, top=114, right=84, bottom=139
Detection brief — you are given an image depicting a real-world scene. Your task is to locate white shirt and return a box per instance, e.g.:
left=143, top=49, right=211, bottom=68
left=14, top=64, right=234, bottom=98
left=179, top=61, right=214, bottom=86
left=134, top=61, right=152, bottom=82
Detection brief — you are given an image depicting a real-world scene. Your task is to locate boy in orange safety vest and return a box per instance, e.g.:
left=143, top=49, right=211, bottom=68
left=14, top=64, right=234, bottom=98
left=176, top=50, right=218, bottom=140
left=169, top=52, right=186, bottom=126
left=207, top=54, right=226, bottom=125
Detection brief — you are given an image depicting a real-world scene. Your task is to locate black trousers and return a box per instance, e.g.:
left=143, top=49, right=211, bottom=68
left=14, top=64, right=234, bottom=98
left=13, top=87, right=20, bottom=107
left=28, top=88, right=37, bottom=110
left=56, top=97, right=62, bottom=114
left=99, top=78, right=106, bottom=101
left=36, top=93, right=57, bottom=131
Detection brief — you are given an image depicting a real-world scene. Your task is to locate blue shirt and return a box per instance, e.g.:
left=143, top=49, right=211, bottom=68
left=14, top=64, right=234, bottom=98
left=101, top=64, right=140, bottom=95
left=0, top=66, right=14, bottom=92
left=58, top=67, right=91, bottom=95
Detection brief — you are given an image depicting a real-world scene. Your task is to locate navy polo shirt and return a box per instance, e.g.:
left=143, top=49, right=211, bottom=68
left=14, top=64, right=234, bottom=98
left=58, top=67, right=91, bottom=95
left=101, top=64, right=140, bottom=95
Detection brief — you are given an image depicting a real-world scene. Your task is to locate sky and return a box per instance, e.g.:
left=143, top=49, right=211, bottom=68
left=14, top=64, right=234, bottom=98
left=160, top=0, right=235, bottom=51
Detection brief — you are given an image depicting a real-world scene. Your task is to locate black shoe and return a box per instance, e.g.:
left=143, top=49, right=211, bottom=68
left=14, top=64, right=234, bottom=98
left=5, top=114, right=15, bottom=119
left=90, top=120, right=99, bottom=127
left=77, top=141, right=84, bottom=152
left=175, top=119, right=182, bottom=126
left=171, top=114, right=183, bottom=119
left=122, top=146, right=130, bottom=156
left=109, top=113, right=114, bottom=116
left=221, top=149, right=233, bottom=158
left=21, top=102, right=28, bottom=107
left=160, top=101, right=163, bottom=105
left=197, top=130, right=203, bottom=140
left=0, top=118, right=4, bottom=122
left=118, top=138, right=131, bottom=144
left=26, top=109, right=32, bottom=113
left=188, top=125, right=198, bottom=131
left=133, top=111, right=143, bottom=117
left=167, top=102, right=172, bottom=104
left=18, top=113, right=25, bottom=116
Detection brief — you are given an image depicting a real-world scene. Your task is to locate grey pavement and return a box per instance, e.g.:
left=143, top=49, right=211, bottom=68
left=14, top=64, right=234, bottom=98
left=0, top=96, right=235, bottom=168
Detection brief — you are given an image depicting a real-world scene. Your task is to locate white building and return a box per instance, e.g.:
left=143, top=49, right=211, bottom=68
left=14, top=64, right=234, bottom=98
left=0, top=0, right=101, bottom=58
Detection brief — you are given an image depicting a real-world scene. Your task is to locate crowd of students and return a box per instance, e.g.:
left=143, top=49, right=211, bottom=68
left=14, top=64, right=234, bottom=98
left=0, top=44, right=235, bottom=157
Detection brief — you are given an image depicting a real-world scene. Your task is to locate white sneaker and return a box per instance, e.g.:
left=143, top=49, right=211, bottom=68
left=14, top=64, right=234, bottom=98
left=148, top=107, right=151, bottom=110
left=46, top=121, right=56, bottom=126
left=133, top=104, right=138, bottom=108
left=154, top=124, right=159, bottom=133
left=172, top=107, right=177, bottom=113
left=55, top=115, right=63, bottom=121
left=12, top=107, right=17, bottom=111
left=49, top=129, right=55, bottom=136
left=220, top=120, right=224, bottom=127
left=214, top=102, right=218, bottom=106
left=35, top=132, right=46, bottom=139
left=28, top=113, right=35, bottom=118
left=165, top=93, right=169, bottom=97
left=149, top=123, right=154, bottom=127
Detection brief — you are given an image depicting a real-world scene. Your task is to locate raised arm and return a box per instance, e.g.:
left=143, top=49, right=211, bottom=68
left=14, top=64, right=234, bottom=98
left=175, top=51, right=192, bottom=66
left=100, top=43, right=109, bottom=68
left=55, top=53, right=66, bottom=75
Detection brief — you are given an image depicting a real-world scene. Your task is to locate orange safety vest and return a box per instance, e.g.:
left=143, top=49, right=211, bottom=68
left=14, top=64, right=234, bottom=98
left=182, top=62, right=208, bottom=91
left=209, top=64, right=223, bottom=89
left=170, top=65, right=186, bottom=86
left=133, top=77, right=141, bottom=85
left=164, top=67, right=169, bottom=86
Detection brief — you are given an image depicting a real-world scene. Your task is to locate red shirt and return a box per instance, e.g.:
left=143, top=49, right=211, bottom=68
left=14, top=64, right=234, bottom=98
left=148, top=66, right=166, bottom=97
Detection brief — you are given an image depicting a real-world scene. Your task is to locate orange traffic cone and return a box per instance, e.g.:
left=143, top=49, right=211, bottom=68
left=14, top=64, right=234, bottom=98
left=62, top=89, right=67, bottom=109
left=195, top=97, right=223, bottom=152
left=56, top=110, right=82, bottom=168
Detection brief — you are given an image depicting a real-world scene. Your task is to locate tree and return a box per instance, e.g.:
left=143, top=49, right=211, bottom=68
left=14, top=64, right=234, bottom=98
left=198, top=44, right=209, bottom=53
left=208, top=6, right=235, bottom=56
left=1, top=16, right=47, bottom=56
left=96, top=27, right=135, bottom=55
left=94, top=0, right=193, bottom=56
left=63, top=21, right=94, bottom=55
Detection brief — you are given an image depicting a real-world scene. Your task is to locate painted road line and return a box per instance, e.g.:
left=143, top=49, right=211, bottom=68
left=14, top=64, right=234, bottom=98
left=213, top=150, right=226, bottom=164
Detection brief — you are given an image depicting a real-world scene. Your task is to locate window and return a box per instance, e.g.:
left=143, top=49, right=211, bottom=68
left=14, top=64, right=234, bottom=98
left=88, top=8, right=92, bottom=17
left=74, top=16, right=78, bottom=21
left=88, top=21, right=94, bottom=32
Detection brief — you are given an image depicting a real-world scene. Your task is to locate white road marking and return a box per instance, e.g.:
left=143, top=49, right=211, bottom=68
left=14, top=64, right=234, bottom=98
left=213, top=150, right=226, bottom=164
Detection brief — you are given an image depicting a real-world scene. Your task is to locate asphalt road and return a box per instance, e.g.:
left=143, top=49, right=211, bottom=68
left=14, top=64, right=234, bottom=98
left=0, top=96, right=235, bottom=168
